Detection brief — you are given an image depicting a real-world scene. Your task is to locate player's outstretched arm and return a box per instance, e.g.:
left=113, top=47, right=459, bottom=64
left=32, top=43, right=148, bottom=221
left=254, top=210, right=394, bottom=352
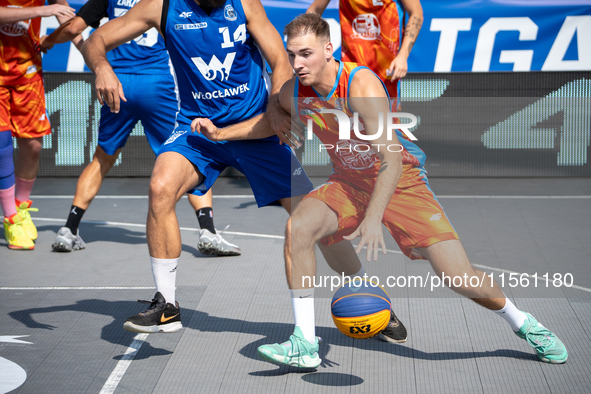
left=242, top=0, right=296, bottom=145
left=191, top=78, right=302, bottom=145
left=81, top=0, right=162, bottom=112
left=40, top=16, right=88, bottom=52
left=0, top=3, right=75, bottom=24
left=306, top=0, right=331, bottom=16
left=343, top=69, right=403, bottom=261
left=387, top=0, right=423, bottom=80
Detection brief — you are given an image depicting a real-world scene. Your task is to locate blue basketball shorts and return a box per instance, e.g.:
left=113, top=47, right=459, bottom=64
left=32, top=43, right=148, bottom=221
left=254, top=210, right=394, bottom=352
left=158, top=121, right=313, bottom=207
left=98, top=73, right=178, bottom=156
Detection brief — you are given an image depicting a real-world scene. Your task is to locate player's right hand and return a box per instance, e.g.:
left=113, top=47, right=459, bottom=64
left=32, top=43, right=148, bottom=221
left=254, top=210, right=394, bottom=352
left=42, top=4, right=76, bottom=19
left=191, top=118, right=223, bottom=141
left=95, top=69, right=126, bottom=113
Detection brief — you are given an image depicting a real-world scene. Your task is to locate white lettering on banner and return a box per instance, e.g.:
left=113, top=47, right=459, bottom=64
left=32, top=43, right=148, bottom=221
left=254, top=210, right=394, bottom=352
left=542, top=16, right=591, bottom=71
left=430, top=18, right=472, bottom=72
left=191, top=83, right=249, bottom=100
left=473, top=17, right=538, bottom=72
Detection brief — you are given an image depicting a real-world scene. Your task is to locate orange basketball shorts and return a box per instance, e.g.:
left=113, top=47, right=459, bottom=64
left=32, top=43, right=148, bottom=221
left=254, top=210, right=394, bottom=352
left=304, top=164, right=459, bottom=260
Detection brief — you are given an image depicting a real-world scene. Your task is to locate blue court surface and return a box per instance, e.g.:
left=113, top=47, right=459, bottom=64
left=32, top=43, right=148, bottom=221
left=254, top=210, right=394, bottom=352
left=1, top=177, right=590, bottom=394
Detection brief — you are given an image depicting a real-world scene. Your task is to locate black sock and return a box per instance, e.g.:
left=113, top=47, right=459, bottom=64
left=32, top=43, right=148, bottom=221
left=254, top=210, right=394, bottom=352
left=65, top=205, right=85, bottom=235
left=196, top=207, right=215, bottom=234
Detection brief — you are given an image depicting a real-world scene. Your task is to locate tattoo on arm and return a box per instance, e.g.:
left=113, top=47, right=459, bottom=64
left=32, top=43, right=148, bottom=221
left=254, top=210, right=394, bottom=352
left=378, top=162, right=389, bottom=176
left=403, top=15, right=423, bottom=52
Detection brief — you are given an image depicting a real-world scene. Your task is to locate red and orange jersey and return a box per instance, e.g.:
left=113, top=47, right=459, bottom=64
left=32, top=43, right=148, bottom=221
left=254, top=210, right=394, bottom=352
left=297, top=61, right=381, bottom=180
left=296, top=60, right=422, bottom=181
left=0, top=0, right=44, bottom=86
left=339, top=0, right=404, bottom=98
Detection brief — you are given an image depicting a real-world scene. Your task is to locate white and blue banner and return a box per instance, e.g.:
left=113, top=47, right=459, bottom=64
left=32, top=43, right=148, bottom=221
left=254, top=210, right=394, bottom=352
left=40, top=0, right=591, bottom=72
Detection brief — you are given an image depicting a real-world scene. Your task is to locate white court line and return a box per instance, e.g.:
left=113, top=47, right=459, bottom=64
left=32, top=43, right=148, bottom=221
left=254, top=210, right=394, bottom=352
left=32, top=218, right=285, bottom=239
left=30, top=194, right=591, bottom=199
left=22, top=217, right=591, bottom=295
left=99, top=333, right=148, bottom=394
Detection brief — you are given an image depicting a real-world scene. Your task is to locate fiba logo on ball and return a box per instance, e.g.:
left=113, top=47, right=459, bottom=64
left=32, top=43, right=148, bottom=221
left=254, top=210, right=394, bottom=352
left=331, top=278, right=391, bottom=339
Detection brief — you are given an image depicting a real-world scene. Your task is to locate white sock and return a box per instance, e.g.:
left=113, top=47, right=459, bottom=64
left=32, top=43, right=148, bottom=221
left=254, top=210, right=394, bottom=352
left=493, top=298, right=527, bottom=331
left=291, top=288, right=316, bottom=344
left=151, top=257, right=177, bottom=305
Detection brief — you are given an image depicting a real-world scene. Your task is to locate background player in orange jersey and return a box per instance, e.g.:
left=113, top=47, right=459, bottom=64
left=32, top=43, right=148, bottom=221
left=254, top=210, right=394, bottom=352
left=307, top=0, right=423, bottom=102
left=0, top=0, right=75, bottom=249
left=193, top=13, right=568, bottom=368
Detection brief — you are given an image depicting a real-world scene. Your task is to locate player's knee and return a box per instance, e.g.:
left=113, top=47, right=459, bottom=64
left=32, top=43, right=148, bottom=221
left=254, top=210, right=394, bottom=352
left=18, top=138, right=42, bottom=158
left=290, top=214, right=320, bottom=248
left=94, top=148, right=119, bottom=169
left=149, top=177, right=176, bottom=209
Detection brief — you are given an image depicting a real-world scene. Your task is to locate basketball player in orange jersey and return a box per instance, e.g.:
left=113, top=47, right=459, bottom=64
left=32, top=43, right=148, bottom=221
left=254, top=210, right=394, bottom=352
left=193, top=13, right=568, bottom=368
left=307, top=0, right=423, bottom=103
left=0, top=0, right=75, bottom=249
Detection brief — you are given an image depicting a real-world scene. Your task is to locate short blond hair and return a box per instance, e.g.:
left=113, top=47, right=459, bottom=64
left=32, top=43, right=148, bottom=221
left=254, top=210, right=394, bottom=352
left=284, top=13, right=330, bottom=43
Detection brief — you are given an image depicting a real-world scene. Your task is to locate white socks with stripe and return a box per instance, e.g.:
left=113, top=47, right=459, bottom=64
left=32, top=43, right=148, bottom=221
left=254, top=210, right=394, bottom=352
left=291, top=288, right=316, bottom=344
left=151, top=257, right=177, bottom=305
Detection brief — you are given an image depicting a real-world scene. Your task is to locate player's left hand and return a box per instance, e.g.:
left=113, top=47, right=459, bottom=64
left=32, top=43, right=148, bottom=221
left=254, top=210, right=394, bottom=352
left=386, top=56, right=408, bottom=81
left=191, top=118, right=223, bottom=141
left=343, top=217, right=387, bottom=262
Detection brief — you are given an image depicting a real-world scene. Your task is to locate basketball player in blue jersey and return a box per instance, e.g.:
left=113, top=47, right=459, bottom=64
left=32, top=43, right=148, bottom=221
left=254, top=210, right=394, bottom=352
left=76, top=0, right=325, bottom=334
left=40, top=0, right=241, bottom=256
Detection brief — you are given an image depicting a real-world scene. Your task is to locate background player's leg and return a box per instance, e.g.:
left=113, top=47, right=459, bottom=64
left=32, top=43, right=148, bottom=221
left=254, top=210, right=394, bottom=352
left=188, top=190, right=241, bottom=256
left=419, top=239, right=567, bottom=363
left=0, top=130, right=16, bottom=219
left=52, top=146, right=122, bottom=252
left=14, top=136, right=42, bottom=192
left=72, top=146, right=122, bottom=210
left=1, top=130, right=33, bottom=250
left=14, top=136, right=42, bottom=242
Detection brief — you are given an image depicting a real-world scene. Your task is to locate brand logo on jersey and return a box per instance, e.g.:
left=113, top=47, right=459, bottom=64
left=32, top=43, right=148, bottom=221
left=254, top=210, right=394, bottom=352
left=372, top=0, right=383, bottom=6
left=191, top=83, right=249, bottom=100
left=292, top=167, right=303, bottom=176
left=179, top=11, right=193, bottom=18
left=224, top=5, right=237, bottom=21
left=164, top=129, right=187, bottom=145
left=192, top=53, right=236, bottom=81
left=0, top=7, right=30, bottom=37
left=430, top=213, right=442, bottom=221
left=351, top=14, right=381, bottom=41
left=175, top=22, right=207, bottom=30
left=116, top=0, right=140, bottom=7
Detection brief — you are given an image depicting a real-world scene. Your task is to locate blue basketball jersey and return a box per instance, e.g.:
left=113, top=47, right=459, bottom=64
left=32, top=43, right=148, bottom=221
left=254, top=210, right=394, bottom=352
left=106, top=0, right=171, bottom=74
left=164, top=0, right=269, bottom=127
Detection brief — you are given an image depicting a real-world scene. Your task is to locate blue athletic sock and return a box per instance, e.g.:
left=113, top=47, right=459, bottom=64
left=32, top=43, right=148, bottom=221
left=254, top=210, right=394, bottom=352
left=0, top=131, right=15, bottom=190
